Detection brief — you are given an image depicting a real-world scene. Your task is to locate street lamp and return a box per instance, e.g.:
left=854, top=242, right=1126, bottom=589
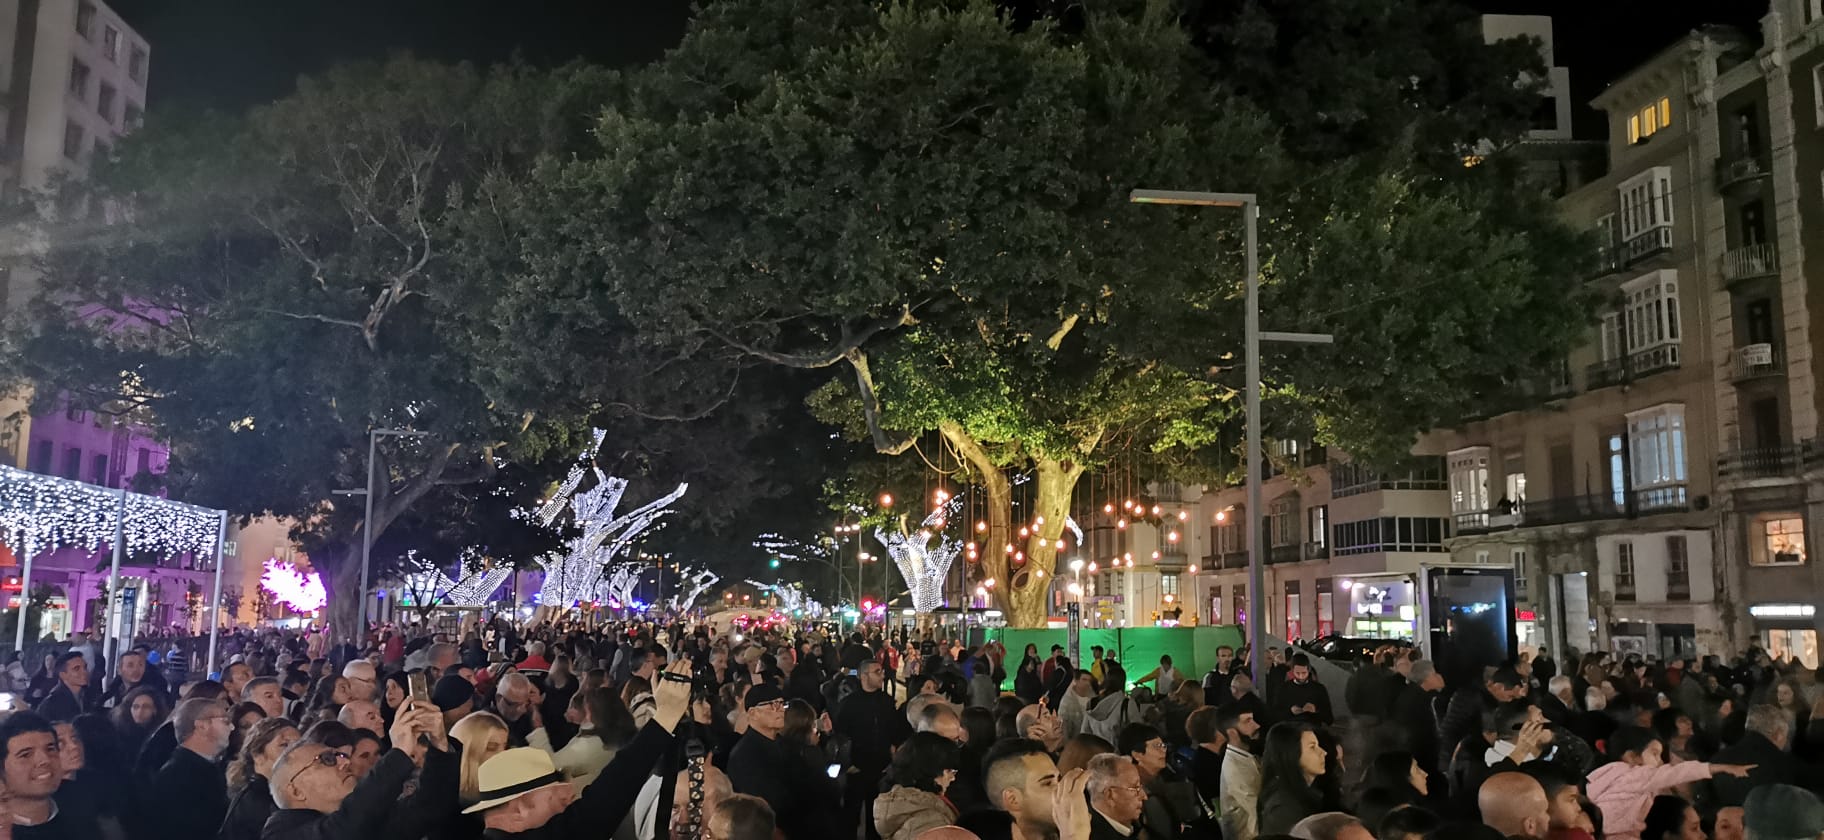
left=1130, top=189, right=1333, bottom=683
left=333, top=427, right=428, bottom=636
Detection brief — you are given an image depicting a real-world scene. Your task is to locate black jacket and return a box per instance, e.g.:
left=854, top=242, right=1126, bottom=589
left=262, top=742, right=459, bottom=840
left=1276, top=679, right=1333, bottom=725
left=726, top=729, right=836, bottom=839
left=134, top=722, right=179, bottom=782
left=35, top=684, right=86, bottom=723
left=220, top=776, right=275, bottom=840
left=1257, top=778, right=1326, bottom=836
left=1088, top=808, right=1147, bottom=840
left=145, top=746, right=228, bottom=840
left=479, top=719, right=675, bottom=839
left=1708, top=731, right=1809, bottom=807
left=1435, top=687, right=1492, bottom=772
left=1392, top=683, right=1441, bottom=777
left=833, top=687, right=899, bottom=781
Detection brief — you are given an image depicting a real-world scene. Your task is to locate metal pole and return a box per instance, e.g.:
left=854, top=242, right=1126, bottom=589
left=104, top=487, right=126, bottom=668
left=206, top=511, right=227, bottom=677
left=13, top=546, right=32, bottom=655
left=1245, top=200, right=1266, bottom=686
left=357, top=430, right=377, bottom=641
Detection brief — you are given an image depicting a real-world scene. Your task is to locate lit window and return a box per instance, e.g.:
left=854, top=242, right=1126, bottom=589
left=1621, top=270, right=1681, bottom=352
left=1750, top=514, right=1807, bottom=565
left=1512, top=549, right=1529, bottom=597
left=1448, top=447, right=1492, bottom=514
left=1628, top=96, right=1672, bottom=144
left=1626, top=403, right=1688, bottom=489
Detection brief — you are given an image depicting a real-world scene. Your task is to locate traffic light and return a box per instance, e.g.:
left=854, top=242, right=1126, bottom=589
left=769, top=558, right=780, bottom=569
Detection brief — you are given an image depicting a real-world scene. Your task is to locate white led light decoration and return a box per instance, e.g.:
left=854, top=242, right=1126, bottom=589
left=0, top=464, right=220, bottom=559
left=667, top=566, right=719, bottom=613
left=876, top=496, right=964, bottom=614
left=743, top=579, right=826, bottom=617
left=530, top=430, right=687, bottom=608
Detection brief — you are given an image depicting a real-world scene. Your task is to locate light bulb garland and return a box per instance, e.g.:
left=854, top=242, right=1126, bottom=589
left=876, top=496, right=964, bottom=614
left=0, top=464, right=221, bottom=560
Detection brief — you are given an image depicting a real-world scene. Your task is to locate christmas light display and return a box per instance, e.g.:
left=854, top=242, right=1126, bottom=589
left=743, top=579, right=826, bottom=617
left=261, top=558, right=327, bottom=612
left=399, top=550, right=512, bottom=608
left=667, top=566, right=719, bottom=613
left=0, top=464, right=220, bottom=559
left=597, top=563, right=642, bottom=608
left=876, top=496, right=965, bottom=614
left=530, top=430, right=688, bottom=609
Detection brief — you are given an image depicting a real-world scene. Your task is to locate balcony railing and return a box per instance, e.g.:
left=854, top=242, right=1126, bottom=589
left=1592, top=242, right=1622, bottom=277
left=1718, top=444, right=1807, bottom=480
left=1624, top=224, right=1674, bottom=264
left=1632, top=483, right=1690, bottom=513
left=1728, top=343, right=1783, bottom=381
left=1715, top=154, right=1770, bottom=190
left=1721, top=243, right=1778, bottom=285
left=1667, top=577, right=1691, bottom=601
left=1455, top=507, right=1524, bottom=535
left=1586, top=343, right=1681, bottom=389
left=1303, top=543, right=1330, bottom=561
left=1215, top=551, right=1248, bottom=570
left=1268, top=544, right=1301, bottom=564
left=1523, top=494, right=1625, bottom=526
left=1615, top=580, right=1637, bottom=602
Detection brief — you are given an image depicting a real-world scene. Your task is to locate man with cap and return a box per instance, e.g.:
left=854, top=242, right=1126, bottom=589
left=1437, top=665, right=1525, bottom=781
left=433, top=673, right=478, bottom=729
left=727, top=682, right=836, bottom=839
left=1745, top=783, right=1824, bottom=840
left=466, top=659, right=694, bottom=838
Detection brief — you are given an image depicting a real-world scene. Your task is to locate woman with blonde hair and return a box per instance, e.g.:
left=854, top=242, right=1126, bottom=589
left=219, top=717, right=301, bottom=840
left=452, top=711, right=511, bottom=803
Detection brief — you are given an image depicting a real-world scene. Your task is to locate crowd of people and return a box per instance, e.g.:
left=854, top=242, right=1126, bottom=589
left=1, top=619, right=1821, bottom=840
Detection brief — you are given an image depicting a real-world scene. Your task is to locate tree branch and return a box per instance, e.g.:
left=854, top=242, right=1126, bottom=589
left=604, top=369, right=743, bottom=422
left=253, top=307, right=366, bottom=331
left=708, top=304, right=916, bottom=369
left=845, top=348, right=916, bottom=455
left=1045, top=312, right=1080, bottom=351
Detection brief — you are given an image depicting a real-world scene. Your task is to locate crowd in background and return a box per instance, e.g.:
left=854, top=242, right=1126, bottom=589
left=0, top=618, right=1821, bottom=840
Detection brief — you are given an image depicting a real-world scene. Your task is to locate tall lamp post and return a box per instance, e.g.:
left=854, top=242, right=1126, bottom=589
left=335, top=428, right=428, bottom=638
left=1129, top=190, right=1332, bottom=684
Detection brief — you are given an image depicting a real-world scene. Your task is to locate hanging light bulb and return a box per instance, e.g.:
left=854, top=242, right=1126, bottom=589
left=1117, top=519, right=1127, bottom=530
left=1036, top=516, right=1046, bottom=526
left=880, top=493, right=894, bottom=507
left=1177, top=510, right=1189, bottom=522
left=1019, top=526, right=1030, bottom=538
left=967, top=542, right=977, bottom=552
left=1122, top=500, right=1134, bottom=511
left=1215, top=510, right=1227, bottom=523
left=1005, top=544, right=1015, bottom=554
left=1126, top=557, right=1135, bottom=568
left=1151, top=550, right=1161, bottom=559
left=1088, top=561, right=1099, bottom=573
left=1124, top=552, right=1133, bottom=562
left=1151, top=505, right=1161, bottom=516
left=1103, top=503, right=1115, bottom=514
left=1188, top=565, right=1199, bottom=574
left=1054, top=539, right=1066, bottom=550
left=1035, top=569, right=1045, bottom=579
left=976, top=521, right=987, bottom=532
left=1168, top=531, right=1180, bottom=543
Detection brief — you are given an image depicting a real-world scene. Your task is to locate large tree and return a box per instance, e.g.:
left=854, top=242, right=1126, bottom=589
left=498, top=0, right=1596, bottom=627
left=0, top=57, right=722, bottom=637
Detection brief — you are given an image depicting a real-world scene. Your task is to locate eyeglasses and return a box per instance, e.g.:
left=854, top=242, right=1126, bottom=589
left=287, top=749, right=349, bottom=787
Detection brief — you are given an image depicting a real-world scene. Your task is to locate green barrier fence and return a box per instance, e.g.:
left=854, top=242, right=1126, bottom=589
left=984, top=625, right=1244, bottom=690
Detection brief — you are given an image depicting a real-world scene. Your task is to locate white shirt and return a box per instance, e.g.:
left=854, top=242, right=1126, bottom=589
left=1093, top=805, right=1135, bottom=837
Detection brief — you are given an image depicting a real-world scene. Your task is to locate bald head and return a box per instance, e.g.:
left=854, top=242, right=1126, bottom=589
left=1479, top=772, right=1550, bottom=839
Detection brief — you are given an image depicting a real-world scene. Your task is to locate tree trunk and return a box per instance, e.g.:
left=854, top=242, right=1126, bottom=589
left=938, top=421, right=1010, bottom=615
left=1008, top=456, right=1083, bottom=628
left=313, top=542, right=359, bottom=644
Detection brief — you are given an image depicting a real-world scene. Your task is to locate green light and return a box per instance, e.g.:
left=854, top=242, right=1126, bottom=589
left=769, top=558, right=780, bottom=569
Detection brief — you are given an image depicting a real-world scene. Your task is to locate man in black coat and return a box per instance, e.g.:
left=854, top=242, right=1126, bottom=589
left=467, top=660, right=692, bottom=838
left=1277, top=654, right=1333, bottom=725
left=833, top=659, right=899, bottom=840
left=1435, top=666, right=1525, bottom=775
left=263, top=701, right=458, bottom=840
left=34, top=652, right=89, bottom=723
left=143, top=697, right=234, bottom=840
left=1709, top=704, right=1811, bottom=807
left=1394, top=659, right=1446, bottom=778
left=726, top=684, right=835, bottom=839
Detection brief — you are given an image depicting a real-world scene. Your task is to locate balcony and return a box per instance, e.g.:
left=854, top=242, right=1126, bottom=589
left=1715, top=154, right=1770, bottom=192
left=1624, top=224, right=1674, bottom=265
left=1303, top=543, right=1330, bottom=561
left=1615, top=580, right=1636, bottom=602
left=1728, top=343, right=1783, bottom=382
left=1214, top=551, right=1248, bottom=570
left=1269, top=544, right=1301, bottom=564
left=1586, top=343, right=1681, bottom=389
left=1632, top=483, right=1689, bottom=513
left=1721, top=243, right=1778, bottom=285
left=1667, top=576, right=1690, bottom=601
left=1718, top=444, right=1806, bottom=480
left=1522, top=494, right=1625, bottom=526
left=1455, top=507, right=1524, bottom=535
left=1591, top=242, right=1623, bottom=278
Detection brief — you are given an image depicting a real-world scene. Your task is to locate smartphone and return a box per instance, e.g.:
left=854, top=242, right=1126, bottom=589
left=408, top=671, right=430, bottom=704
left=825, top=763, right=841, bottom=779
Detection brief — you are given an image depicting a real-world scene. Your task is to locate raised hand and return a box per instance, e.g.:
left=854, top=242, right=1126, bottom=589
left=390, top=699, right=423, bottom=759
left=1052, top=768, right=1092, bottom=840
left=1711, top=763, right=1756, bottom=778
left=653, top=660, right=694, bottom=733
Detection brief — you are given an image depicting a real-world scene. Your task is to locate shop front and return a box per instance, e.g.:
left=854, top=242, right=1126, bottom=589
left=1342, top=576, right=1418, bottom=641
left=1750, top=603, right=1818, bottom=667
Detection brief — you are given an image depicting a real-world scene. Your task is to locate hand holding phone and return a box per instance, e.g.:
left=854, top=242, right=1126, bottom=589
left=408, top=671, right=430, bottom=704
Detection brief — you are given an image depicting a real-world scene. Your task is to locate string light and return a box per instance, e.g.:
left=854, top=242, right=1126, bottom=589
left=532, top=430, right=688, bottom=608
left=0, top=464, right=220, bottom=560
left=1177, top=511, right=1189, bottom=522
left=976, top=521, right=987, bottom=533
left=876, top=496, right=963, bottom=613
left=1117, top=519, right=1127, bottom=530
left=665, top=567, right=720, bottom=612
left=1103, top=503, right=1115, bottom=514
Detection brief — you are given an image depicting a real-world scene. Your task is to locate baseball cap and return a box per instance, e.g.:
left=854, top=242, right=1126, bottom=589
left=744, top=684, right=786, bottom=711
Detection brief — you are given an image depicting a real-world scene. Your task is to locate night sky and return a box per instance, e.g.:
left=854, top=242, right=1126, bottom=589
left=107, top=0, right=1763, bottom=133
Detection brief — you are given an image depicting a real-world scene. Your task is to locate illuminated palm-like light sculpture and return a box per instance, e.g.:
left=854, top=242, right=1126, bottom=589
left=531, top=430, right=688, bottom=610
left=401, top=549, right=512, bottom=610
left=597, top=563, right=643, bottom=609
left=742, top=579, right=826, bottom=617
left=667, top=566, right=720, bottom=613
left=876, top=496, right=965, bottom=614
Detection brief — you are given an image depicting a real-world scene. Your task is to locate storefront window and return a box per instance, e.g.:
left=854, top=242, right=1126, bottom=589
left=1750, top=514, right=1807, bottom=566
left=1285, top=581, right=1301, bottom=641
left=1768, top=629, right=1819, bottom=668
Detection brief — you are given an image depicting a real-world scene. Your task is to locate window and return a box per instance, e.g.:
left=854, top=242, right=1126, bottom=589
left=1215, top=517, right=1241, bottom=555
left=1618, top=167, right=1674, bottom=245
left=1616, top=541, right=1636, bottom=601
left=1627, top=96, right=1671, bottom=144
left=1285, top=580, right=1301, bottom=640
left=1268, top=496, right=1299, bottom=547
left=75, top=3, right=95, bottom=37
left=68, top=58, right=89, bottom=101
left=90, top=454, right=108, bottom=486
left=1621, top=270, right=1680, bottom=352
left=1815, top=63, right=1824, bottom=127
left=134, top=447, right=149, bottom=475
left=1751, top=514, right=1807, bottom=565
left=29, top=441, right=52, bottom=473
left=1449, top=447, right=1491, bottom=514
left=1608, top=433, right=1628, bottom=507
left=97, top=83, right=116, bottom=125
left=1627, top=403, right=1688, bottom=489
left=128, top=45, right=147, bottom=83
left=64, top=402, right=83, bottom=422
left=1334, top=517, right=1450, bottom=555
left=62, top=121, right=83, bottom=160
left=101, top=24, right=120, bottom=62
left=1732, top=105, right=1763, bottom=158
left=1512, top=549, right=1530, bottom=598
left=1161, top=574, right=1179, bottom=597
left=1308, top=505, right=1328, bottom=547
left=1666, top=536, right=1689, bottom=599
left=62, top=448, right=82, bottom=480
left=1233, top=584, right=1247, bottom=625
left=1475, top=550, right=1491, bottom=564
left=1600, top=313, right=1625, bottom=362
left=1503, top=453, right=1527, bottom=506
left=1767, top=629, right=1818, bottom=669
left=123, top=102, right=142, bottom=128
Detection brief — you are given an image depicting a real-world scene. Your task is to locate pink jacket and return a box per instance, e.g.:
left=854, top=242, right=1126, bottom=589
left=1585, top=760, right=1712, bottom=840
